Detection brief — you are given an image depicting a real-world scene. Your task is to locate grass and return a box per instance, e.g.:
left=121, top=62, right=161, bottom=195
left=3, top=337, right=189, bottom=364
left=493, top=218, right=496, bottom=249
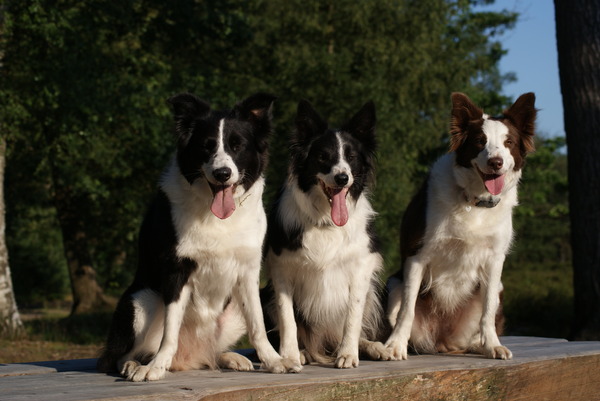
left=0, top=307, right=112, bottom=364
left=502, top=262, right=573, bottom=339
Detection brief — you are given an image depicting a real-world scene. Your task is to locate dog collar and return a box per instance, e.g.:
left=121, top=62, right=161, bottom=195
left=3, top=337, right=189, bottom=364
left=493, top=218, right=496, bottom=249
left=463, top=191, right=500, bottom=210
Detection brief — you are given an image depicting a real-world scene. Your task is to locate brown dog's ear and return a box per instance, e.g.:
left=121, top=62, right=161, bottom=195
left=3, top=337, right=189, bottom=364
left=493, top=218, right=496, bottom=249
left=449, top=92, right=483, bottom=152
left=503, top=92, right=537, bottom=155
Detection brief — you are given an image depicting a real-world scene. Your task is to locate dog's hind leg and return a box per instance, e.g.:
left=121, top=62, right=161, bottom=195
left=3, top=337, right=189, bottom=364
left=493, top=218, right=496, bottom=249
left=116, top=289, right=164, bottom=376
left=217, top=352, right=254, bottom=371
left=215, top=299, right=254, bottom=371
left=97, top=294, right=136, bottom=373
left=359, top=338, right=393, bottom=360
left=124, top=286, right=191, bottom=381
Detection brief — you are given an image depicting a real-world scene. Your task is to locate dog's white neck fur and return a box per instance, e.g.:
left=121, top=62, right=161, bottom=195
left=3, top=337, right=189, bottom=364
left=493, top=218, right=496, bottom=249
left=159, top=156, right=266, bottom=260
left=281, top=177, right=374, bottom=229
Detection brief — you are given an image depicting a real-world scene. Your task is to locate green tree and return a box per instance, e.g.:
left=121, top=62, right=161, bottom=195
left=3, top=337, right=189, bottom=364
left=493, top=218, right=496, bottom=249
left=503, top=137, right=572, bottom=337
left=509, top=137, right=569, bottom=269
left=1, top=0, right=520, bottom=311
left=1, top=0, right=259, bottom=312
left=241, top=0, right=517, bottom=272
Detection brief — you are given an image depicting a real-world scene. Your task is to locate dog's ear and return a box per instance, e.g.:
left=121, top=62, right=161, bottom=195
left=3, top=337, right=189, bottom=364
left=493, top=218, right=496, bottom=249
left=342, top=101, right=377, bottom=154
left=449, top=92, right=483, bottom=152
left=235, top=92, right=277, bottom=153
left=293, top=100, right=328, bottom=145
left=235, top=92, right=277, bottom=122
left=167, top=93, right=211, bottom=145
left=503, top=92, right=537, bottom=155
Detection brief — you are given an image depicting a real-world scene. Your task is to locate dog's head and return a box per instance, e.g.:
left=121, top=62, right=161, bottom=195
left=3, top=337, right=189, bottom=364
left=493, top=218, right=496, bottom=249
left=290, top=100, right=377, bottom=226
left=167, top=92, right=276, bottom=219
left=449, top=92, right=536, bottom=205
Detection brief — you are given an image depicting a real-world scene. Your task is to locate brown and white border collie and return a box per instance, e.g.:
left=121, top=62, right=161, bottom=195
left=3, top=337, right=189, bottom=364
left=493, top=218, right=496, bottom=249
left=385, top=92, right=536, bottom=360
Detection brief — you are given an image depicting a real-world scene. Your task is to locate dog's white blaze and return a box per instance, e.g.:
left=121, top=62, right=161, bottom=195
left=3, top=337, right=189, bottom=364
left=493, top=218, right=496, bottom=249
left=203, top=119, right=239, bottom=185
left=475, top=118, right=514, bottom=174
left=335, top=133, right=354, bottom=186
left=316, top=133, right=354, bottom=188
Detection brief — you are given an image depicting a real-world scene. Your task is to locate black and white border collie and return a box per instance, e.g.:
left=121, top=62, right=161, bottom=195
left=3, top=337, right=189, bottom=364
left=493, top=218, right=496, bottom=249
left=385, top=92, right=536, bottom=360
left=263, top=100, right=391, bottom=369
left=97, top=93, right=300, bottom=381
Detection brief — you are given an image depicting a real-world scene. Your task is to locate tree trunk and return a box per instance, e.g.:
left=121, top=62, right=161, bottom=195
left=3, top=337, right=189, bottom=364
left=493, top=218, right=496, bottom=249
left=52, top=184, right=112, bottom=315
left=0, top=137, right=24, bottom=336
left=555, top=0, right=600, bottom=340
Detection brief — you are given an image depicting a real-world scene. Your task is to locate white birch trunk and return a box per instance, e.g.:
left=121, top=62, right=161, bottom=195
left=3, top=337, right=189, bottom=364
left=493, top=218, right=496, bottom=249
left=0, top=137, right=23, bottom=335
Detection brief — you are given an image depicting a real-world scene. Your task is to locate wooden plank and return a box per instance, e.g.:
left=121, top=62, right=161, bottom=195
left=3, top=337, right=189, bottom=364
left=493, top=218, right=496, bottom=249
left=0, top=359, right=97, bottom=378
left=1, top=337, right=599, bottom=401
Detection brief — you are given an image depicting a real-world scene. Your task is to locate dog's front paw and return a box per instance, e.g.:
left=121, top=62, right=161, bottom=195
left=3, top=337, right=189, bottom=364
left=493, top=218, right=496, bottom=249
left=484, top=345, right=513, bottom=360
left=335, top=353, right=359, bottom=369
left=125, top=364, right=167, bottom=382
left=363, top=341, right=393, bottom=361
left=280, top=348, right=302, bottom=366
left=385, top=339, right=409, bottom=361
left=120, top=360, right=140, bottom=378
left=262, top=357, right=302, bottom=373
left=218, top=351, right=254, bottom=371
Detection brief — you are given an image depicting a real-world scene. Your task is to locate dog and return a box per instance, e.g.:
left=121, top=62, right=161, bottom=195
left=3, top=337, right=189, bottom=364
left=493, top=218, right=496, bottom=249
left=263, top=100, right=391, bottom=369
left=96, top=92, right=301, bottom=381
left=385, top=92, right=536, bottom=360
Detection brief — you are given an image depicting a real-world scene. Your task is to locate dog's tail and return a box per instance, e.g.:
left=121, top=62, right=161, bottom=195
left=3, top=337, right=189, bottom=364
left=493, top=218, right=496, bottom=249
left=299, top=328, right=336, bottom=365
left=96, top=295, right=137, bottom=373
left=96, top=349, right=119, bottom=373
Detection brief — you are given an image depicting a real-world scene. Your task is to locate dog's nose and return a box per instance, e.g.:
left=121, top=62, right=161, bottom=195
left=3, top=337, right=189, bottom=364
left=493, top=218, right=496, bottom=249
left=213, top=167, right=232, bottom=183
left=334, top=173, right=349, bottom=186
left=488, top=157, right=503, bottom=171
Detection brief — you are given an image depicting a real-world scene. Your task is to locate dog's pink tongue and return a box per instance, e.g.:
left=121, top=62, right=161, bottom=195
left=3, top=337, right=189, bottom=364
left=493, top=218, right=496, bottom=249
left=331, top=188, right=349, bottom=226
left=484, top=174, right=505, bottom=196
left=211, top=185, right=235, bottom=219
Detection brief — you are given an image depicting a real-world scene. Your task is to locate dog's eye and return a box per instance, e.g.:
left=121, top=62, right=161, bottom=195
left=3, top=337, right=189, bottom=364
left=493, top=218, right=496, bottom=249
left=475, top=136, right=487, bottom=146
left=203, top=139, right=217, bottom=151
left=346, top=152, right=357, bottom=162
left=318, top=152, right=329, bottom=162
left=505, top=138, right=514, bottom=146
left=229, top=137, right=241, bottom=152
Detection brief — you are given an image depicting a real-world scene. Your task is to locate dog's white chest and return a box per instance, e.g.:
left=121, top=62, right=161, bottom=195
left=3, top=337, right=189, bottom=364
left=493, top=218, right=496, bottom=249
left=271, top=224, right=379, bottom=325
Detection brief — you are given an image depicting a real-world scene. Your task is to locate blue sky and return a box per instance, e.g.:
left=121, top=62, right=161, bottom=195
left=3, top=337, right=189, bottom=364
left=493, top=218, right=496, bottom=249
left=480, top=0, right=563, bottom=138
